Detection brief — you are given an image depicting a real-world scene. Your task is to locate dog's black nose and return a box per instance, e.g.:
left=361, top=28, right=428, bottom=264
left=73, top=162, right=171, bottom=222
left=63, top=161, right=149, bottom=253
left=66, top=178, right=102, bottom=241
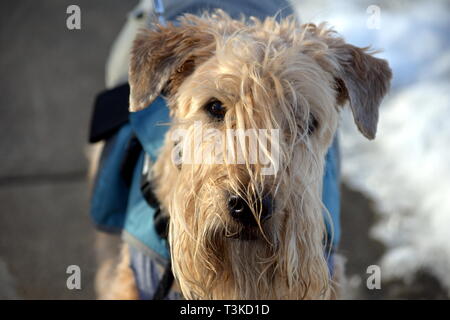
left=227, top=194, right=273, bottom=227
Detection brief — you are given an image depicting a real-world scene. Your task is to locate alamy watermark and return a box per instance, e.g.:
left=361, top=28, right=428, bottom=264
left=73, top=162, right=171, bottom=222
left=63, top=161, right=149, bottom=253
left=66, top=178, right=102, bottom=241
left=66, top=265, right=81, bottom=290
left=366, top=5, right=381, bottom=30
left=66, top=5, right=81, bottom=30
left=170, top=121, right=280, bottom=176
left=366, top=264, right=381, bottom=290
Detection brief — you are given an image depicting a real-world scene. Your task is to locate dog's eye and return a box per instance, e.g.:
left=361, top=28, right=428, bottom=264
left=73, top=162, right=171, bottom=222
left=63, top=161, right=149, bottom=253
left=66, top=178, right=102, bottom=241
left=205, top=99, right=226, bottom=120
left=308, top=114, right=319, bottom=135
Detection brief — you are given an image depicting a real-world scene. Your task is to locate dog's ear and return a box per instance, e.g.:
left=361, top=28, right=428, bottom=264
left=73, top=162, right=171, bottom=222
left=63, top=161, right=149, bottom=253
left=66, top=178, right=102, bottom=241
left=305, top=25, right=392, bottom=139
left=331, top=43, right=392, bottom=139
left=129, top=23, right=215, bottom=111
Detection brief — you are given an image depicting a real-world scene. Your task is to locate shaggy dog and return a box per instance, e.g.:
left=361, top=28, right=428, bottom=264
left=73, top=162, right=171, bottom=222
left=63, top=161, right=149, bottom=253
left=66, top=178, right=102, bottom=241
left=101, top=10, right=391, bottom=299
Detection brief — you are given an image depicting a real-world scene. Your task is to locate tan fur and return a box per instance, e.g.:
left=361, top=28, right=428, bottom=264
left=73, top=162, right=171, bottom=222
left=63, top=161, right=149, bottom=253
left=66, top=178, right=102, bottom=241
left=329, top=254, right=346, bottom=299
left=104, top=11, right=391, bottom=300
left=100, top=244, right=139, bottom=300
left=86, top=142, right=104, bottom=189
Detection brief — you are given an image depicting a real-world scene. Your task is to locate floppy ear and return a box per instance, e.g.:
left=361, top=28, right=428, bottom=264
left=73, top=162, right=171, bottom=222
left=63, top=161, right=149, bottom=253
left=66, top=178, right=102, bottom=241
left=304, top=24, right=392, bottom=139
left=129, top=23, right=215, bottom=111
left=332, top=43, right=392, bottom=139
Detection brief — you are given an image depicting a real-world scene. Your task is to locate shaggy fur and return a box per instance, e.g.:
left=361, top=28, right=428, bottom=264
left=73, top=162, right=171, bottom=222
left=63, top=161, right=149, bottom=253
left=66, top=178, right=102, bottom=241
left=106, top=11, right=391, bottom=299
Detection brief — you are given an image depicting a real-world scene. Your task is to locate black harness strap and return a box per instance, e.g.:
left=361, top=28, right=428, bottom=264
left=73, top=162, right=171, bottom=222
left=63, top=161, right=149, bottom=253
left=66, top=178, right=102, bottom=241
left=89, top=83, right=130, bottom=143
left=152, top=259, right=174, bottom=300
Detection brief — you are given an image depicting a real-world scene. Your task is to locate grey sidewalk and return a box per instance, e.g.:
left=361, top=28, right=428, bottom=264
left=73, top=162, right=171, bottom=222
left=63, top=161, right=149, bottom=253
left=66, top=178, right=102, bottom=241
left=0, top=0, right=134, bottom=299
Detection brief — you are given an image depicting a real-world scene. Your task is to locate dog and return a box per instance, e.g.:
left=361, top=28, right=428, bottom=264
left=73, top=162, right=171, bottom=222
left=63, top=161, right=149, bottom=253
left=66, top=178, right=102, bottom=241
left=95, top=10, right=392, bottom=300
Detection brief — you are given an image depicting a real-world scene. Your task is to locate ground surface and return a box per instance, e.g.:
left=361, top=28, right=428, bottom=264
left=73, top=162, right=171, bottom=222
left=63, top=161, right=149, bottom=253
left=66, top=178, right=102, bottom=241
left=0, top=0, right=134, bottom=299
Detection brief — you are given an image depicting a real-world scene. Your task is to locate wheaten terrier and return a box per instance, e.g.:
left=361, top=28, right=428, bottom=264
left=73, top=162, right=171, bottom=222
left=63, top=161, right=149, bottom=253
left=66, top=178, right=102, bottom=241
left=102, top=10, right=391, bottom=299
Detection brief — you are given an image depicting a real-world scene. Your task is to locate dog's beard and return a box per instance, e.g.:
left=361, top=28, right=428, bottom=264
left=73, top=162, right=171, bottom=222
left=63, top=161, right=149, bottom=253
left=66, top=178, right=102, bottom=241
left=168, top=177, right=331, bottom=299
left=164, top=104, right=334, bottom=299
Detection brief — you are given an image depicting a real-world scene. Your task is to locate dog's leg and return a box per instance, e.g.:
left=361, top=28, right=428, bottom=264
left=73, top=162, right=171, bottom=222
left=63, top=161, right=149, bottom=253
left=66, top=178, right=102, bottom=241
left=98, top=243, right=139, bottom=300
left=329, top=254, right=346, bottom=299
left=94, top=231, right=120, bottom=299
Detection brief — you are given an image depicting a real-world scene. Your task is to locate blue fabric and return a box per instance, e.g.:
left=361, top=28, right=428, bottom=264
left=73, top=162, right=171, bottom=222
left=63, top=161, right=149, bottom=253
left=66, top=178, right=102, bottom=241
left=129, top=245, right=182, bottom=300
left=129, top=96, right=171, bottom=162
left=124, top=152, right=170, bottom=260
left=124, top=96, right=172, bottom=260
left=323, top=137, right=341, bottom=249
left=90, top=96, right=172, bottom=259
left=90, top=123, right=133, bottom=232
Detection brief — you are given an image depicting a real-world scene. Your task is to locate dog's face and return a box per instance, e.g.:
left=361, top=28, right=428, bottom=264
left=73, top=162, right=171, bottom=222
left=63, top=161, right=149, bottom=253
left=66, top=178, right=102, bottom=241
left=129, top=11, right=392, bottom=299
